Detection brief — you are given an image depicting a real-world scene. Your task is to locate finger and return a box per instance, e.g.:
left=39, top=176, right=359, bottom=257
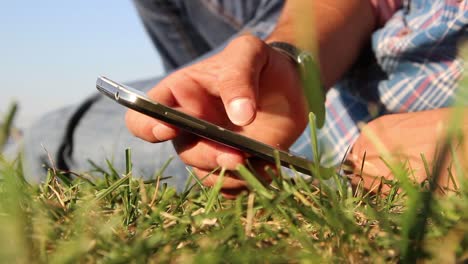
left=217, top=34, right=269, bottom=126
left=174, top=136, right=245, bottom=170
left=194, top=168, right=249, bottom=190
left=126, top=69, right=220, bottom=142
left=125, top=110, right=178, bottom=143
left=150, top=70, right=227, bottom=142
left=125, top=76, right=179, bottom=142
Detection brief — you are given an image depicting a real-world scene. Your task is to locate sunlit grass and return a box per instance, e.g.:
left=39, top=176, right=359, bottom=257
left=0, top=101, right=467, bottom=263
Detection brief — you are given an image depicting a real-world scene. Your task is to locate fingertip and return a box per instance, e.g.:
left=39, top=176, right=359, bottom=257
left=152, top=123, right=179, bottom=142
left=125, top=110, right=160, bottom=142
left=216, top=152, right=244, bottom=170
left=227, top=97, right=256, bottom=126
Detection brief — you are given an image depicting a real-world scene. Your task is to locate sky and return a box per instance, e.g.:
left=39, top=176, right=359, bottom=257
left=0, top=1, right=164, bottom=128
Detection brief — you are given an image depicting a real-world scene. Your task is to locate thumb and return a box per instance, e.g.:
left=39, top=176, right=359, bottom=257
left=217, top=34, right=269, bottom=126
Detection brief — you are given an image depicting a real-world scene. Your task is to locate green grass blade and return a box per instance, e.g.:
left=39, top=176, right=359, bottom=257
left=205, top=167, right=226, bottom=212
left=236, top=165, right=273, bottom=199
left=0, top=101, right=18, bottom=152
left=300, top=53, right=325, bottom=128
left=94, top=174, right=130, bottom=201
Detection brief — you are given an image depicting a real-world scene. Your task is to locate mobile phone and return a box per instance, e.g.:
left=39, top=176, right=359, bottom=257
left=96, top=76, right=318, bottom=176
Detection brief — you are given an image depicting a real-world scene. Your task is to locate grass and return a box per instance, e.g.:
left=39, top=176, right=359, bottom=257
left=0, top=103, right=467, bottom=263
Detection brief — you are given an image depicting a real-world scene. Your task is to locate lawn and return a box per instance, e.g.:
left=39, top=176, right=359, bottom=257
left=0, top=101, right=467, bottom=263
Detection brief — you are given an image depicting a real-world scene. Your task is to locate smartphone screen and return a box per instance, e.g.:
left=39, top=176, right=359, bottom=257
left=96, top=76, right=320, bottom=176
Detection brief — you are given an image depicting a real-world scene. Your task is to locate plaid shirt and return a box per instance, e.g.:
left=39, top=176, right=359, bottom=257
left=291, top=0, right=468, bottom=166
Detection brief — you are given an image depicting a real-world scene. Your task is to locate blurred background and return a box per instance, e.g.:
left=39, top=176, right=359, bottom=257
left=0, top=1, right=164, bottom=129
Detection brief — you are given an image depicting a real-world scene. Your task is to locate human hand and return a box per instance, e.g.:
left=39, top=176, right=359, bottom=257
left=346, top=108, right=466, bottom=194
left=125, top=34, right=309, bottom=198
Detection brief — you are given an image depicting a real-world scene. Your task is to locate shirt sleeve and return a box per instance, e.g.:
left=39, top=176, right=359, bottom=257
left=370, top=0, right=403, bottom=26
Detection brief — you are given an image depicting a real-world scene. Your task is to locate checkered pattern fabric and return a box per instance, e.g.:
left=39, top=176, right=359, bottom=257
left=291, top=0, right=468, bottom=166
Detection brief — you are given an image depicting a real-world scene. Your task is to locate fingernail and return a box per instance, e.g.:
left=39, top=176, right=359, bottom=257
left=227, top=98, right=255, bottom=126
left=152, top=124, right=175, bottom=141
left=152, top=125, right=164, bottom=141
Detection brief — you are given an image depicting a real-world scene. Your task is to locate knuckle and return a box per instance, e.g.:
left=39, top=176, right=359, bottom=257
left=179, top=155, right=195, bottom=168
left=366, top=114, right=394, bottom=130
left=230, top=34, right=263, bottom=49
left=225, top=34, right=268, bottom=60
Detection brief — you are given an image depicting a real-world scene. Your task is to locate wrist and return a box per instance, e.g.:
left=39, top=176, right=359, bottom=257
left=264, top=15, right=316, bottom=56
left=265, top=0, right=376, bottom=89
left=267, top=41, right=326, bottom=128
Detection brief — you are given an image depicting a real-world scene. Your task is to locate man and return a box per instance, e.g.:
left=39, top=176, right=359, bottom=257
left=24, top=0, right=467, bottom=197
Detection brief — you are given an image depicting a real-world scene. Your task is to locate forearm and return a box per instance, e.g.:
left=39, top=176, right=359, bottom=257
left=266, top=0, right=377, bottom=88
